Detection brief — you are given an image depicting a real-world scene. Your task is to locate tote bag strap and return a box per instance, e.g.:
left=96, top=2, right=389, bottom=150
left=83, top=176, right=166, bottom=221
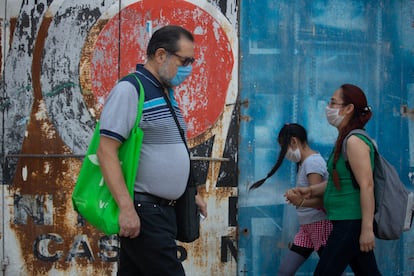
left=123, top=73, right=145, bottom=128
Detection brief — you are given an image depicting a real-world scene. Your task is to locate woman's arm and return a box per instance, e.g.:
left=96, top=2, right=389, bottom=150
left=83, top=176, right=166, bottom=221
left=291, top=180, right=327, bottom=199
left=285, top=173, right=325, bottom=208
left=347, top=135, right=376, bottom=252
left=286, top=188, right=324, bottom=208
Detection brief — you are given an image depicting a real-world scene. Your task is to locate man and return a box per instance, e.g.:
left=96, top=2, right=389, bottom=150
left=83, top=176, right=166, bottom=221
left=97, top=25, right=207, bottom=275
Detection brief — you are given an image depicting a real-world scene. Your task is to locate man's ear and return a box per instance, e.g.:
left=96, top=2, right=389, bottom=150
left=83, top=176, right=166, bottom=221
left=154, top=48, right=167, bottom=64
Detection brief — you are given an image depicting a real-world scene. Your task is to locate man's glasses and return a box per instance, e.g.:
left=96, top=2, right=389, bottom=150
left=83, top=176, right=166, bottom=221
left=170, top=52, right=195, bottom=66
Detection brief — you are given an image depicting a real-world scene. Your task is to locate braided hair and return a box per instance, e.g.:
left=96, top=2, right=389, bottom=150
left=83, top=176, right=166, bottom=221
left=331, top=84, right=372, bottom=189
left=249, top=123, right=307, bottom=190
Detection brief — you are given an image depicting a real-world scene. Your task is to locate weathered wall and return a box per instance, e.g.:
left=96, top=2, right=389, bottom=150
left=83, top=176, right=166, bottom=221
left=6, top=1, right=414, bottom=275
left=0, top=0, right=238, bottom=275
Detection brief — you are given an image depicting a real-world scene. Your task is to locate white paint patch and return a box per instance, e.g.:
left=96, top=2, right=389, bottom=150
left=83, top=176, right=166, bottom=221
left=194, top=26, right=205, bottom=35
left=212, top=21, right=221, bottom=41
left=45, top=0, right=65, bottom=17
left=101, top=0, right=142, bottom=20
left=41, top=122, right=56, bottom=140
left=35, top=100, right=48, bottom=121
left=98, top=96, right=105, bottom=107
left=44, top=162, right=50, bottom=174
left=22, top=166, right=28, bottom=181
left=0, top=0, right=24, bottom=75
left=88, top=108, right=96, bottom=118
left=203, top=0, right=238, bottom=29
left=0, top=0, right=22, bottom=18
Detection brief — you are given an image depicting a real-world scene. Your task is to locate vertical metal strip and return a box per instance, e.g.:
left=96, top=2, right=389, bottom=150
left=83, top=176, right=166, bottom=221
left=1, top=1, right=7, bottom=272
left=1, top=0, right=7, bottom=184
left=118, top=0, right=121, bottom=80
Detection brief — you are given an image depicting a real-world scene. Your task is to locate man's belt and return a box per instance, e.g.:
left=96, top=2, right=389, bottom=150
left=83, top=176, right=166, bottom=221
left=134, top=192, right=176, bottom=206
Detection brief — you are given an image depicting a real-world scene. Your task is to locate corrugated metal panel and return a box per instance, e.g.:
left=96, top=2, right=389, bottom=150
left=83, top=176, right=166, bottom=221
left=239, top=0, right=414, bottom=275
left=1, top=0, right=238, bottom=275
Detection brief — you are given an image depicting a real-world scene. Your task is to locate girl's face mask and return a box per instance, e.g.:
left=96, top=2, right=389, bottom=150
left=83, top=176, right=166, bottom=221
left=285, top=147, right=301, bottom=163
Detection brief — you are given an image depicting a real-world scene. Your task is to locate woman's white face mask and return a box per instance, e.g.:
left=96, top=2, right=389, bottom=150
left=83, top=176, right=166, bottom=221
left=325, top=106, right=345, bottom=127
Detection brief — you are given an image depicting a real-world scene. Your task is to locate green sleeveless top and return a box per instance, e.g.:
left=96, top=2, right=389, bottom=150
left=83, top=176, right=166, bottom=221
left=323, top=134, right=375, bottom=220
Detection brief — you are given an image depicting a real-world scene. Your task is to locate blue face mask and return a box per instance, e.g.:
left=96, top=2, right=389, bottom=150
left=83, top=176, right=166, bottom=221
left=170, top=65, right=192, bottom=87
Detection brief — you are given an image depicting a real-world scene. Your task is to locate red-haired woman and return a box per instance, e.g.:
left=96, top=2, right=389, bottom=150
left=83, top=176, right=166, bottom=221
left=295, top=84, right=381, bottom=275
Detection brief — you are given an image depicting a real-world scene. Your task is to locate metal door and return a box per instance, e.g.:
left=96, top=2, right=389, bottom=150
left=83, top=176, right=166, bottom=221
left=238, top=0, right=414, bottom=275
left=0, top=0, right=239, bottom=275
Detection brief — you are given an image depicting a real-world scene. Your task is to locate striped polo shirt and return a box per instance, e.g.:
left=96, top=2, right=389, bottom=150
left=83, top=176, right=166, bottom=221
left=99, top=64, right=189, bottom=200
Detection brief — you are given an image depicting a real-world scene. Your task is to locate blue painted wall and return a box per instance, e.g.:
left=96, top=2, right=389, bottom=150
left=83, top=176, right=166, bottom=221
left=238, top=0, right=414, bottom=275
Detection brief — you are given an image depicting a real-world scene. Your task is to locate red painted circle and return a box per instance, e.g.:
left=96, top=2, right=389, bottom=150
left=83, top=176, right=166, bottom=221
left=91, top=0, right=234, bottom=139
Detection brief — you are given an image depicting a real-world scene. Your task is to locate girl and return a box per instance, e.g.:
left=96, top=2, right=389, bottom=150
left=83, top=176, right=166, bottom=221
left=250, top=123, right=333, bottom=275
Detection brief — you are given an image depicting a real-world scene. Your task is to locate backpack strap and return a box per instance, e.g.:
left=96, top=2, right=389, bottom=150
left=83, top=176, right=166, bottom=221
left=342, top=129, right=378, bottom=162
left=342, top=129, right=378, bottom=190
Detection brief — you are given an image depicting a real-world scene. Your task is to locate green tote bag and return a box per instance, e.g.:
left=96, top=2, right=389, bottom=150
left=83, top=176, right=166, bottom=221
left=72, top=74, right=144, bottom=235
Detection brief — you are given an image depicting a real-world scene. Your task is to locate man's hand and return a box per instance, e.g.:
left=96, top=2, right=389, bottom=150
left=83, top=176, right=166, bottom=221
left=195, top=194, right=207, bottom=218
left=118, top=203, right=141, bottom=238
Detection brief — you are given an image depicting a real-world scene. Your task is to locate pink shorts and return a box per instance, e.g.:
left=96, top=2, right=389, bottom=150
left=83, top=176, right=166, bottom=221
left=293, top=220, right=333, bottom=251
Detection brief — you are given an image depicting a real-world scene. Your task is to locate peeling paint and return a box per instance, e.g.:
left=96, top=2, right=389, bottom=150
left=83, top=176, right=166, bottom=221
left=35, top=100, right=48, bottom=121
left=2, top=0, right=238, bottom=275
left=22, top=166, right=28, bottom=181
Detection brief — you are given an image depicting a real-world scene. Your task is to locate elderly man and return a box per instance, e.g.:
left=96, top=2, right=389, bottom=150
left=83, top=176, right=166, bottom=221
left=97, top=25, right=207, bottom=276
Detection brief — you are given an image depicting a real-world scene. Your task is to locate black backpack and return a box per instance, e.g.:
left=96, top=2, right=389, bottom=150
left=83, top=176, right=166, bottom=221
left=342, top=129, right=414, bottom=240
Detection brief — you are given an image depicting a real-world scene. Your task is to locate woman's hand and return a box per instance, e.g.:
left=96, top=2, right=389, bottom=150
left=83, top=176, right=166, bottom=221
left=359, top=228, right=375, bottom=252
left=284, top=189, right=303, bottom=206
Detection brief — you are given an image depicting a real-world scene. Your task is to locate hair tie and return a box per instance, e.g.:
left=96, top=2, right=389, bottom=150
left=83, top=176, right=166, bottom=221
left=360, top=105, right=371, bottom=115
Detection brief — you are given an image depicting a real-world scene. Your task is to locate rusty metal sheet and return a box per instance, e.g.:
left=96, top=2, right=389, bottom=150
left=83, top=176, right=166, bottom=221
left=1, top=0, right=239, bottom=275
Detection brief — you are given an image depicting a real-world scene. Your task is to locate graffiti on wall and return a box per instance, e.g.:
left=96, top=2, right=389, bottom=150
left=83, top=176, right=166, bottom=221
left=1, top=0, right=238, bottom=274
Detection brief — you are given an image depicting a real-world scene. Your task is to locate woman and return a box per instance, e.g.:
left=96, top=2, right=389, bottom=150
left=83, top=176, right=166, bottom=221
left=250, top=123, right=332, bottom=276
left=295, top=84, right=381, bottom=275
